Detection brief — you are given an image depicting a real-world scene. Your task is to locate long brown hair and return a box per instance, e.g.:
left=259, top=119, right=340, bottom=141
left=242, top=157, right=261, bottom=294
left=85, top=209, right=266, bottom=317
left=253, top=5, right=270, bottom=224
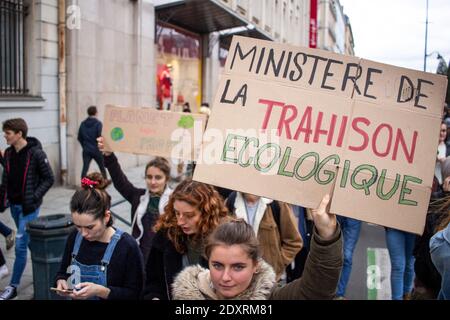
left=154, top=180, right=229, bottom=253
left=432, top=197, right=450, bottom=232
left=436, top=214, right=450, bottom=232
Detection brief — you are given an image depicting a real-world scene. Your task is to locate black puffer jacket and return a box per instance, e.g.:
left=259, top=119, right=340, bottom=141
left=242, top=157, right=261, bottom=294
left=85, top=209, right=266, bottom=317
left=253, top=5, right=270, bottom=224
left=0, top=137, right=54, bottom=215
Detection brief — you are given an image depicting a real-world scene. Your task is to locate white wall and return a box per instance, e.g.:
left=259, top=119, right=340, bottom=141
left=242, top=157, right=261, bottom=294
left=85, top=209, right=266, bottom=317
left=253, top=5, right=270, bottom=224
left=65, top=0, right=156, bottom=185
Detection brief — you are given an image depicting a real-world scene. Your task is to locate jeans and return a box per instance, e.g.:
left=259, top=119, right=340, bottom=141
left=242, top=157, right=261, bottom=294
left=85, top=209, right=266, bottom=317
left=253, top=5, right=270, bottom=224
left=336, top=216, right=362, bottom=297
left=385, top=228, right=416, bottom=300
left=9, top=204, right=40, bottom=287
left=0, top=221, right=12, bottom=237
left=81, top=150, right=107, bottom=179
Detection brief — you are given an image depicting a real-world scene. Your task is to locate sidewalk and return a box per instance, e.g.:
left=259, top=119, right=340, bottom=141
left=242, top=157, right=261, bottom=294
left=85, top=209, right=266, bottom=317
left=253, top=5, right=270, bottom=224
left=0, top=164, right=146, bottom=300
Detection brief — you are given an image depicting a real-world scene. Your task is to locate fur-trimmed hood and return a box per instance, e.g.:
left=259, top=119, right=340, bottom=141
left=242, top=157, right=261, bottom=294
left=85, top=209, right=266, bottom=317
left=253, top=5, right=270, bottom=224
left=171, top=260, right=276, bottom=300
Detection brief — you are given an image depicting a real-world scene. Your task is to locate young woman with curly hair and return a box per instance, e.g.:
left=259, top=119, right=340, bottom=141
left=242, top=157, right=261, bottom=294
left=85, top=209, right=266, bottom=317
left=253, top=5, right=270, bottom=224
left=144, top=179, right=229, bottom=300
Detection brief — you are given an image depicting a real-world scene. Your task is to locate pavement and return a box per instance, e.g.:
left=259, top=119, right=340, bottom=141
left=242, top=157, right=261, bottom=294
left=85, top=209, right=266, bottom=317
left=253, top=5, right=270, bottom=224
left=345, top=222, right=390, bottom=300
left=0, top=163, right=146, bottom=300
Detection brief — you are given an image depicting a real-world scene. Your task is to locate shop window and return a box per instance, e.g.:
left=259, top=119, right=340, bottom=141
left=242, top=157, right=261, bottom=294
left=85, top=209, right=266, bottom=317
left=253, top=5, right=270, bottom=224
left=156, top=23, right=201, bottom=112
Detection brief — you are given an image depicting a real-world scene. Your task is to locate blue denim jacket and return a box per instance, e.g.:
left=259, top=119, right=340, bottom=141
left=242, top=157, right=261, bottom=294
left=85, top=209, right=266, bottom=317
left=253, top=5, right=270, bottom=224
left=430, top=223, right=450, bottom=300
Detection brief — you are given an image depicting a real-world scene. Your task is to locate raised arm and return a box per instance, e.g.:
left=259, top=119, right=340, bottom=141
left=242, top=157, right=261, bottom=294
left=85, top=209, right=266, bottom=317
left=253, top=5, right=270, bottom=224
left=97, top=136, right=140, bottom=202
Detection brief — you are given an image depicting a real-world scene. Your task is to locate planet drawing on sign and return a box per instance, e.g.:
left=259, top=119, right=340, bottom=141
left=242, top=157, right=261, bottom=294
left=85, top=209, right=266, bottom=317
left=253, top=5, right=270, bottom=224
left=110, top=127, right=124, bottom=141
left=178, top=115, right=195, bottom=129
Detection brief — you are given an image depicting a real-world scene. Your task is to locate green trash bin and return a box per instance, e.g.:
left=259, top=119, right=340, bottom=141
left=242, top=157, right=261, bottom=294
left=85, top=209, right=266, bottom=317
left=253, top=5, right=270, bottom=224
left=27, top=214, right=75, bottom=300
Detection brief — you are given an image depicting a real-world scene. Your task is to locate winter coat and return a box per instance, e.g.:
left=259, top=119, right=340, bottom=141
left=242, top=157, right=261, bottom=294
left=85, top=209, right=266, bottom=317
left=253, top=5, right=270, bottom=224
left=143, top=229, right=209, bottom=300
left=228, top=192, right=303, bottom=279
left=171, top=225, right=342, bottom=300
left=77, top=117, right=102, bottom=154
left=0, top=137, right=54, bottom=215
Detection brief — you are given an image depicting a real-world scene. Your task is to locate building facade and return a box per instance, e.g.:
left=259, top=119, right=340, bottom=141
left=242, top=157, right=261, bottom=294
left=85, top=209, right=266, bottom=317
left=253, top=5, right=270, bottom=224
left=344, top=14, right=355, bottom=56
left=65, top=0, right=156, bottom=185
left=1, top=0, right=353, bottom=186
left=0, top=0, right=61, bottom=179
left=317, top=0, right=353, bottom=54
left=1, top=0, right=156, bottom=186
left=155, top=0, right=311, bottom=110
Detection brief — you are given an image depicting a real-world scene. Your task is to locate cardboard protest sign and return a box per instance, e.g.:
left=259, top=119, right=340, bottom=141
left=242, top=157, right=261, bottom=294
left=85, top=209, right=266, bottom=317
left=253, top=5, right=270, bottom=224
left=193, top=36, right=448, bottom=234
left=103, top=105, right=206, bottom=161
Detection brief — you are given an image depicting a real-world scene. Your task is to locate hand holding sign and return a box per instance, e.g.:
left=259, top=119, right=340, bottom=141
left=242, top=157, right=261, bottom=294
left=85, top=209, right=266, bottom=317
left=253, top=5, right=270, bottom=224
left=311, top=194, right=337, bottom=241
left=97, top=136, right=111, bottom=156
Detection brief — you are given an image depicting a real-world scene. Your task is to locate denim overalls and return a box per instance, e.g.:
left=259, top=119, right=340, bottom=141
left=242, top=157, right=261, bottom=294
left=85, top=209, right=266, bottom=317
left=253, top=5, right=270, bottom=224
left=70, top=228, right=124, bottom=299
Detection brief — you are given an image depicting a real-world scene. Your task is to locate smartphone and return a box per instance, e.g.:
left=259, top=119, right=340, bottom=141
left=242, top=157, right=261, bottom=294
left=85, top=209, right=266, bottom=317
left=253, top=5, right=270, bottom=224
left=50, top=287, right=74, bottom=294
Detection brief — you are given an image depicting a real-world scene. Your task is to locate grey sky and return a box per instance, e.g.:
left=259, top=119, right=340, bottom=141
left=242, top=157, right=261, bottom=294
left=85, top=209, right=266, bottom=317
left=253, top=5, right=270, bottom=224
left=340, top=0, right=450, bottom=73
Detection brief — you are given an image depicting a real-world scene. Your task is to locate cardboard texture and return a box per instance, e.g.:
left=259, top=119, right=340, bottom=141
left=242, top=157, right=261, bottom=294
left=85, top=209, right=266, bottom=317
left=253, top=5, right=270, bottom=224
left=193, top=36, right=448, bottom=234
left=103, top=105, right=206, bottom=161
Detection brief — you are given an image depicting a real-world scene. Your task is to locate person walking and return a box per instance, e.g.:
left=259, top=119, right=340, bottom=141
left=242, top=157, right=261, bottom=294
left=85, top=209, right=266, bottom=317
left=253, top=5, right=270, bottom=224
left=0, top=118, right=54, bottom=300
left=78, top=106, right=107, bottom=179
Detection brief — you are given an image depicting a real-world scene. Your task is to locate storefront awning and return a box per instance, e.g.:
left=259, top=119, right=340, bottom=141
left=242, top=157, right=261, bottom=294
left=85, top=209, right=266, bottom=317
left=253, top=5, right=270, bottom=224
left=155, top=0, right=249, bottom=34
left=219, top=27, right=273, bottom=50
